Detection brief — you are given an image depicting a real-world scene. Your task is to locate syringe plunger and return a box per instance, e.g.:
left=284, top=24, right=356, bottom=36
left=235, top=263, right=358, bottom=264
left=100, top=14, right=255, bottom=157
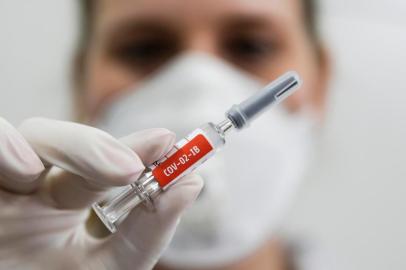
left=226, top=71, right=302, bottom=129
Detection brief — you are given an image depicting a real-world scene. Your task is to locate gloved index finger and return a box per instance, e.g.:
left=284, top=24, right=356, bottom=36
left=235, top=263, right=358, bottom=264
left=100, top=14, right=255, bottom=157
left=19, top=118, right=145, bottom=188
left=18, top=118, right=145, bottom=209
left=18, top=118, right=177, bottom=210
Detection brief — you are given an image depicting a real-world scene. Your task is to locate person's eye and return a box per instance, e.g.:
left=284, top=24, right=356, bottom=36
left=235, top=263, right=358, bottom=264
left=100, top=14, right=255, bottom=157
left=223, top=36, right=277, bottom=63
left=112, top=38, right=177, bottom=69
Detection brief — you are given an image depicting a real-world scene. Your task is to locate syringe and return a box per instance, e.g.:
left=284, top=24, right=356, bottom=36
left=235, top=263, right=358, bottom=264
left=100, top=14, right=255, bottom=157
left=93, top=71, right=302, bottom=233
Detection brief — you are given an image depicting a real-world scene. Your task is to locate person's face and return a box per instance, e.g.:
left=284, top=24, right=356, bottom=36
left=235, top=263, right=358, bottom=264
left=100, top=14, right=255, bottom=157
left=79, top=0, right=329, bottom=121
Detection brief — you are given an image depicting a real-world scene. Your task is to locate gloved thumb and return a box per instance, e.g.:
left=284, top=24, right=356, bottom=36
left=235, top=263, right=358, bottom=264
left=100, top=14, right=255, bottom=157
left=109, top=174, right=203, bottom=269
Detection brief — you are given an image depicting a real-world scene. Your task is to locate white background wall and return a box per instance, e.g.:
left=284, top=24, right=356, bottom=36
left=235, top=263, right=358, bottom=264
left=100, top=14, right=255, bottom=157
left=0, top=1, right=405, bottom=269
left=286, top=1, right=406, bottom=269
left=0, top=1, right=77, bottom=124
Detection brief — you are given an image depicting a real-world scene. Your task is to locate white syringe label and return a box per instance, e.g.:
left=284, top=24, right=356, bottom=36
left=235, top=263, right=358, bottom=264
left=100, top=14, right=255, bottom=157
left=152, top=130, right=214, bottom=188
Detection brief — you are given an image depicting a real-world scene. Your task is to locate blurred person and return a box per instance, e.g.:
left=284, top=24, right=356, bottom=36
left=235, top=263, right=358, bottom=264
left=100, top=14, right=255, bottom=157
left=0, top=0, right=330, bottom=270
left=75, top=0, right=330, bottom=269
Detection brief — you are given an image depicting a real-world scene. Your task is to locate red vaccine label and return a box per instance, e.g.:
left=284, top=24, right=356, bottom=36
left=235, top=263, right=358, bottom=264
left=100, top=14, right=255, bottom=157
left=152, top=134, right=213, bottom=188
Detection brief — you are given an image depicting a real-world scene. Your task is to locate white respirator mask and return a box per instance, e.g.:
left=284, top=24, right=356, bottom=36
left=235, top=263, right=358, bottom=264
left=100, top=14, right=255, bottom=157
left=95, top=53, right=316, bottom=268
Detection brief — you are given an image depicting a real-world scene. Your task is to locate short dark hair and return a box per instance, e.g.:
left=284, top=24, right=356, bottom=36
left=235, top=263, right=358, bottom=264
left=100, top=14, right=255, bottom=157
left=78, top=0, right=319, bottom=50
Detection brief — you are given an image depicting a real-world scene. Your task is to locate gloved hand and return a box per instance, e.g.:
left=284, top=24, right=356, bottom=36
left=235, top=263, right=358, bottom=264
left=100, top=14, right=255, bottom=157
left=0, top=117, right=203, bottom=270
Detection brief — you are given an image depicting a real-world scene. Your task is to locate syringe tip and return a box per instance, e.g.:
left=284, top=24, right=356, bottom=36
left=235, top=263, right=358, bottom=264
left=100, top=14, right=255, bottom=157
left=226, top=71, right=302, bottom=129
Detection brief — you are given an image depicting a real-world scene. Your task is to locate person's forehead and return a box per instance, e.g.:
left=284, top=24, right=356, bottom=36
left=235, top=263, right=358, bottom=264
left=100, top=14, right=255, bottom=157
left=95, top=0, right=302, bottom=30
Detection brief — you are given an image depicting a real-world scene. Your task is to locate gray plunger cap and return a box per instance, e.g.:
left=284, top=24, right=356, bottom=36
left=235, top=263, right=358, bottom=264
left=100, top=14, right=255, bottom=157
left=226, top=71, right=302, bottom=129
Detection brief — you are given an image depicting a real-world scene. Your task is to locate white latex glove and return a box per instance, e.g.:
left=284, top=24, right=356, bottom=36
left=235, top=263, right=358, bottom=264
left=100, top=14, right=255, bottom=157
left=0, top=117, right=203, bottom=270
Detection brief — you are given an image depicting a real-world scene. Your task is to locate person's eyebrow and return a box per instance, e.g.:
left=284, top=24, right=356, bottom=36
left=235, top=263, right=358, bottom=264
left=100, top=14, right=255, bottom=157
left=219, top=12, right=282, bottom=33
left=103, top=18, right=177, bottom=41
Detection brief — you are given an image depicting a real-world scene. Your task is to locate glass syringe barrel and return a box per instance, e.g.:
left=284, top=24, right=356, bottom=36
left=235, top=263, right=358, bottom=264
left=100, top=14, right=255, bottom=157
left=93, top=71, right=302, bottom=233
